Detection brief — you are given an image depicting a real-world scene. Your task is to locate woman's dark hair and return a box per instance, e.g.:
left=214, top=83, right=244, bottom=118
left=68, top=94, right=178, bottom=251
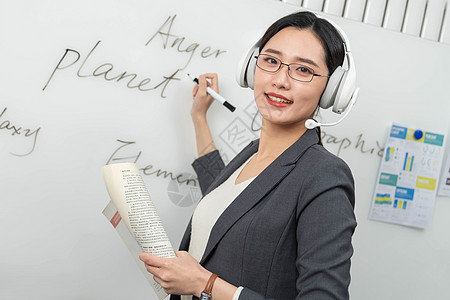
left=259, top=11, right=345, bottom=75
left=259, top=11, right=346, bottom=145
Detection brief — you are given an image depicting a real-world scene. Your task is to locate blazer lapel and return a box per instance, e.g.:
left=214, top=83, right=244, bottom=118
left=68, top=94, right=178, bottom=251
left=199, top=129, right=319, bottom=265
left=177, top=140, right=259, bottom=252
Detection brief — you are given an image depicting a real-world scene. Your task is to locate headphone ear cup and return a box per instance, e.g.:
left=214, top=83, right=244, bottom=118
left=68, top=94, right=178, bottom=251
left=319, top=66, right=345, bottom=109
left=332, top=62, right=356, bottom=113
left=245, top=48, right=258, bottom=90
left=236, top=39, right=260, bottom=89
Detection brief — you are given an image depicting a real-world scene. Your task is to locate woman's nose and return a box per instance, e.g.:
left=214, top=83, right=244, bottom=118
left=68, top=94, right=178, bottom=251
left=271, top=64, right=291, bottom=89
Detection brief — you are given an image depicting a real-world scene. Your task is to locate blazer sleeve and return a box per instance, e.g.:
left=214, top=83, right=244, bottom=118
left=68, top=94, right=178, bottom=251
left=191, top=150, right=225, bottom=195
left=293, top=155, right=356, bottom=299
left=238, top=153, right=356, bottom=300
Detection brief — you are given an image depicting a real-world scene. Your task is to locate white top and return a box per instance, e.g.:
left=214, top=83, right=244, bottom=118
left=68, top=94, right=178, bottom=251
left=180, top=153, right=257, bottom=300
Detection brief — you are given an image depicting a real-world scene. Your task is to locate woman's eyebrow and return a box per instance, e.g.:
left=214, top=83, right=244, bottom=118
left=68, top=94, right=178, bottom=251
left=263, top=48, right=320, bottom=68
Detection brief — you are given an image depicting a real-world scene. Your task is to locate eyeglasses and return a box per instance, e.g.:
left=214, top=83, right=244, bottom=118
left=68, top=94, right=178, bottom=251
left=255, top=54, right=330, bottom=82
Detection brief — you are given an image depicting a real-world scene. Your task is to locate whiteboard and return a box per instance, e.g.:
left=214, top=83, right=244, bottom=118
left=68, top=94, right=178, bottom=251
left=1, top=0, right=449, bottom=299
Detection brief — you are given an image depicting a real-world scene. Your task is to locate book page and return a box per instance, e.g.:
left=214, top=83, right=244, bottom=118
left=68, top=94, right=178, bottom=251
left=102, top=201, right=168, bottom=300
left=102, top=162, right=175, bottom=300
left=102, top=162, right=175, bottom=257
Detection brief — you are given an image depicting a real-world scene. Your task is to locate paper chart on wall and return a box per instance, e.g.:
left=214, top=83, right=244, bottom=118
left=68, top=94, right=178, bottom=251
left=369, top=123, right=446, bottom=229
left=438, top=152, right=450, bottom=197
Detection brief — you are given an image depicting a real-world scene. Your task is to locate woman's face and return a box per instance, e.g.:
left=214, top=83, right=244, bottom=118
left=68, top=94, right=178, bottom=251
left=253, top=27, right=329, bottom=128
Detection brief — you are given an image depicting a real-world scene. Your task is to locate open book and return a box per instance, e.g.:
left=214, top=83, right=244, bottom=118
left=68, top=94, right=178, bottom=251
left=102, top=162, right=175, bottom=300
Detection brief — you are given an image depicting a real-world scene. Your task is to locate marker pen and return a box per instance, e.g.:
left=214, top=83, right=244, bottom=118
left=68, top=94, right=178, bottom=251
left=187, top=74, right=236, bottom=112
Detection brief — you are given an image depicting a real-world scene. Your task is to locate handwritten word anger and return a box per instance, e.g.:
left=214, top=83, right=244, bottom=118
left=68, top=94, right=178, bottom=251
left=146, top=14, right=226, bottom=70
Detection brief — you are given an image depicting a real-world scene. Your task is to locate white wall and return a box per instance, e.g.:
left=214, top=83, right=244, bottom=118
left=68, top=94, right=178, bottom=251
left=0, top=0, right=449, bottom=299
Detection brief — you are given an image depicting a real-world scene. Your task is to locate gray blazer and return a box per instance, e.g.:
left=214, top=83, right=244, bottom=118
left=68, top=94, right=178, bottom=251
left=171, top=129, right=356, bottom=300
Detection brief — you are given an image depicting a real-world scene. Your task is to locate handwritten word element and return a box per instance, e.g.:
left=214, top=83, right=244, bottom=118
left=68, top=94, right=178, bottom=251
left=106, top=139, right=198, bottom=187
left=42, top=40, right=180, bottom=98
left=0, top=107, right=41, bottom=156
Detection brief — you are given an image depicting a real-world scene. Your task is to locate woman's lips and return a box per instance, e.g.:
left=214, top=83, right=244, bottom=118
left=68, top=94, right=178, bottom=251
left=265, top=93, right=293, bottom=108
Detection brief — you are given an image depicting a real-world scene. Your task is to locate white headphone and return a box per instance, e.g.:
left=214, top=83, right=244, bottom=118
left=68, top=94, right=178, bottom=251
left=236, top=14, right=357, bottom=116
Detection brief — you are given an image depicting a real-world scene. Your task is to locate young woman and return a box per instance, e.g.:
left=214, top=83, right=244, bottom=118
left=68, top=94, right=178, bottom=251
left=140, top=11, right=357, bottom=300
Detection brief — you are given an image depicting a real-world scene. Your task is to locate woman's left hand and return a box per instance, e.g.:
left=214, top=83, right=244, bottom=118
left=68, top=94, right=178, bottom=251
left=139, top=251, right=211, bottom=297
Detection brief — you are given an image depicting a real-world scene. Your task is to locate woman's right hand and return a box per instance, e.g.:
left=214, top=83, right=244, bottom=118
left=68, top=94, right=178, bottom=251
left=190, top=73, right=219, bottom=120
